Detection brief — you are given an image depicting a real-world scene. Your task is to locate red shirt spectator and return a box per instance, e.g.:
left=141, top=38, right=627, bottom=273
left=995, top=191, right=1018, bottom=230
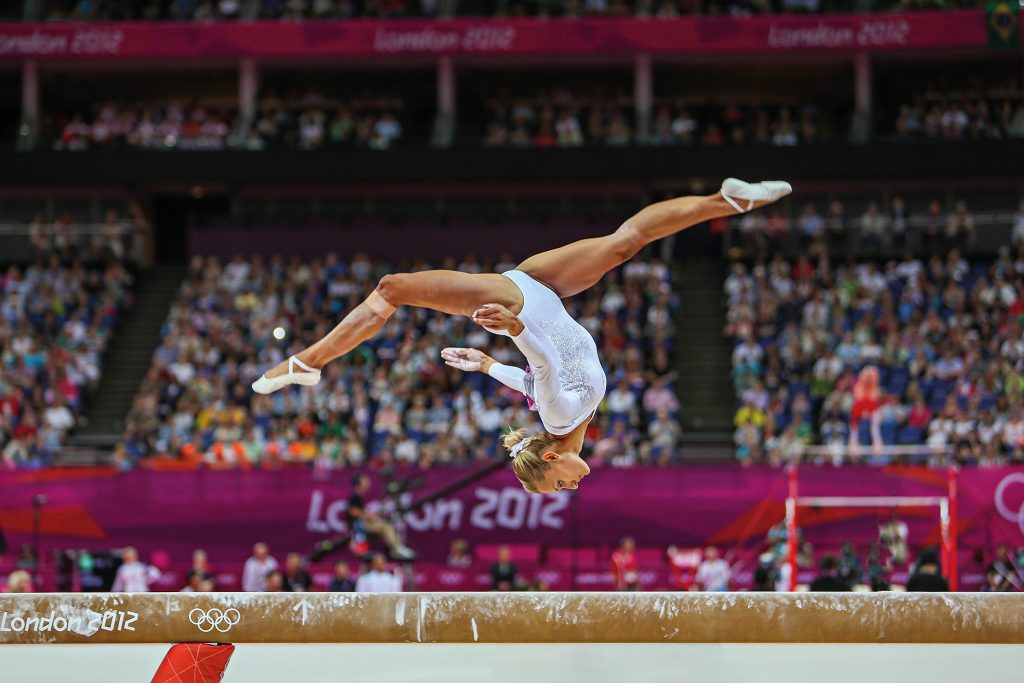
left=907, top=400, right=932, bottom=429
left=0, top=393, right=20, bottom=419
left=850, top=396, right=881, bottom=426
left=611, top=537, right=639, bottom=591
left=792, top=256, right=815, bottom=281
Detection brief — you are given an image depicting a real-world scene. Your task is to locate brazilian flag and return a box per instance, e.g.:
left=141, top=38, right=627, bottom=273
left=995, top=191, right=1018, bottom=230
left=986, top=1, right=1020, bottom=50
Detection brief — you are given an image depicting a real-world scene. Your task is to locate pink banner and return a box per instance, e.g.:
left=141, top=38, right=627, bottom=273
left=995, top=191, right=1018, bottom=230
left=1, top=464, right=1023, bottom=590
left=0, top=11, right=1003, bottom=62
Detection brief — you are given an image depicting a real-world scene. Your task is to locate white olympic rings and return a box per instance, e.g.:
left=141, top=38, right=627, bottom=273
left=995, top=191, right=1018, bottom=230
left=994, top=473, right=1024, bottom=537
left=188, top=607, right=241, bottom=633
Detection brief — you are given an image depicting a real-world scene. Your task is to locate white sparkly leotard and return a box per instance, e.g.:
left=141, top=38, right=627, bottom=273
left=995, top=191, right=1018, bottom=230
left=484, top=270, right=607, bottom=436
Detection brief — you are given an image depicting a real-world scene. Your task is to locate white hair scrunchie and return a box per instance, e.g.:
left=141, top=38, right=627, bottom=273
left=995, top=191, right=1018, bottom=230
left=509, top=438, right=531, bottom=459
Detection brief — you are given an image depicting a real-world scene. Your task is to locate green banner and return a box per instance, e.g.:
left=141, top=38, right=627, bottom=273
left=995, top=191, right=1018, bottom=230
left=986, top=1, right=1020, bottom=50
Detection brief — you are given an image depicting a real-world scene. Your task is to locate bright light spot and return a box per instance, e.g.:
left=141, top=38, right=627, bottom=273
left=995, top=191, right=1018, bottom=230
left=273, top=327, right=286, bottom=340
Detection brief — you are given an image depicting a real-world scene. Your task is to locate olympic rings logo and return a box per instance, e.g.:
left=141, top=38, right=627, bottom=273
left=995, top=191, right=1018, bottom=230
left=994, top=473, right=1024, bottom=536
left=188, top=607, right=241, bottom=633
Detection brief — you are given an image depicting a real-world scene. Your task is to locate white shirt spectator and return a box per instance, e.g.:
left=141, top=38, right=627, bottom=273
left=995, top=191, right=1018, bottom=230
left=813, top=354, right=843, bottom=380
left=671, top=111, right=698, bottom=140
left=43, top=404, right=74, bottom=432
left=112, top=561, right=160, bottom=593
left=242, top=555, right=279, bottom=592
left=607, top=386, right=637, bottom=416
left=1012, top=205, right=1024, bottom=250
left=474, top=404, right=503, bottom=432
left=732, top=340, right=763, bottom=365
left=356, top=569, right=403, bottom=592
left=895, top=258, right=924, bottom=283
left=1003, top=418, right=1024, bottom=449
left=169, top=360, right=196, bottom=385
left=375, top=115, right=402, bottom=143
left=695, top=558, right=732, bottom=591
left=799, top=210, right=824, bottom=239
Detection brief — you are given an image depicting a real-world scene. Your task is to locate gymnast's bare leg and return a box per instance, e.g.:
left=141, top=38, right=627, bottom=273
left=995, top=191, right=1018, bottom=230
left=252, top=178, right=791, bottom=392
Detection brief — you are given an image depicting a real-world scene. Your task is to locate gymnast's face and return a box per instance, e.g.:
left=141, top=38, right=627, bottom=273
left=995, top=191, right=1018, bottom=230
left=537, top=451, right=591, bottom=494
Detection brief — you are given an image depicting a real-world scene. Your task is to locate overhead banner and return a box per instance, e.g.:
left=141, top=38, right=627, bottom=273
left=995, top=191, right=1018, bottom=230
left=0, top=11, right=1008, bottom=62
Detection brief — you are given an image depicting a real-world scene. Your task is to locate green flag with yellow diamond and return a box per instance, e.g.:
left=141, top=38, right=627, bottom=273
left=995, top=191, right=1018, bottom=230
left=986, top=1, right=1020, bottom=50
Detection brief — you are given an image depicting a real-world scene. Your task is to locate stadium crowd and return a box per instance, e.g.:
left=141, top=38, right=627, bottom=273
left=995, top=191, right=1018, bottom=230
left=0, top=217, right=137, bottom=469
left=50, top=93, right=405, bottom=152
left=482, top=90, right=827, bottom=147
left=120, top=252, right=680, bottom=469
left=37, top=0, right=981, bottom=21
left=49, top=78, right=1024, bottom=151
left=890, top=79, right=1024, bottom=142
left=249, top=90, right=406, bottom=150
left=53, top=102, right=237, bottom=151
left=726, top=199, right=1024, bottom=465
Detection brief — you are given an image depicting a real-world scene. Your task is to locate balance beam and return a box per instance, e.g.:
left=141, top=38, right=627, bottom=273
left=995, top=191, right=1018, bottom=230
left=1, top=593, right=1022, bottom=645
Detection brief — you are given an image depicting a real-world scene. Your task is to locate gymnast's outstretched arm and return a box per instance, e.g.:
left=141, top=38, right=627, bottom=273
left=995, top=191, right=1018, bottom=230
left=441, top=347, right=525, bottom=394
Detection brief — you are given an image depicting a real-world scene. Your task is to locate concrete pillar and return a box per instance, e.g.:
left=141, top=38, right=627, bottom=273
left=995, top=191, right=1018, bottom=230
left=239, top=58, right=259, bottom=125
left=22, top=60, right=38, bottom=124
left=852, top=52, right=872, bottom=143
left=437, top=56, right=455, bottom=117
left=634, top=53, right=652, bottom=143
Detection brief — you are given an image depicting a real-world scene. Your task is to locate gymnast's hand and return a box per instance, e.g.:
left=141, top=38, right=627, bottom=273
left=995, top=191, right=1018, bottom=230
left=441, top=347, right=495, bottom=374
left=471, top=303, right=525, bottom=336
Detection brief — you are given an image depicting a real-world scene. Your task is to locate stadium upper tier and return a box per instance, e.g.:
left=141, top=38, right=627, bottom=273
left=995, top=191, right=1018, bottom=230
left=0, top=10, right=1017, bottom=62
left=12, top=0, right=1004, bottom=22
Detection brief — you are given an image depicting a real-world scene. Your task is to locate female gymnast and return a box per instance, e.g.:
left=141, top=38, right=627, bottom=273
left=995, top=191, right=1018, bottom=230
left=253, top=178, right=792, bottom=493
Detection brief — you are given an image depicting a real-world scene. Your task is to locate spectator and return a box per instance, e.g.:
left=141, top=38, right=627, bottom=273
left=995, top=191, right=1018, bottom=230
left=647, top=406, right=683, bottom=463
left=265, top=570, right=284, bottom=592
left=328, top=561, right=356, bottom=592
left=837, top=541, right=864, bottom=586
left=1011, top=201, right=1024, bottom=252
left=282, top=552, right=312, bottom=592
left=905, top=549, right=950, bottom=591
left=346, top=473, right=415, bottom=560
left=490, top=545, right=519, bottom=591
left=858, top=201, right=889, bottom=252
left=797, top=204, right=824, bottom=246
left=5, top=570, right=32, bottom=593
left=447, top=539, right=473, bottom=568
left=242, top=542, right=278, bottom=592
left=946, top=201, right=976, bottom=250
left=695, top=546, right=731, bottom=591
left=985, top=544, right=1023, bottom=591
left=187, top=549, right=213, bottom=586
left=610, top=537, right=639, bottom=591
left=809, top=556, right=850, bottom=591
left=355, top=553, right=403, bottom=592
left=181, top=572, right=204, bottom=593
left=111, top=547, right=160, bottom=593
left=643, top=377, right=679, bottom=416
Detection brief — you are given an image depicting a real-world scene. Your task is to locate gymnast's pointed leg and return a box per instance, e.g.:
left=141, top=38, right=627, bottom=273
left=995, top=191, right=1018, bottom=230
left=253, top=270, right=522, bottom=394
left=517, top=178, right=792, bottom=298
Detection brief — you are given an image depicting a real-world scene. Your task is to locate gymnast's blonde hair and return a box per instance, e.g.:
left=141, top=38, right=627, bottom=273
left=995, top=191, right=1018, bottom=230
left=502, top=427, right=558, bottom=494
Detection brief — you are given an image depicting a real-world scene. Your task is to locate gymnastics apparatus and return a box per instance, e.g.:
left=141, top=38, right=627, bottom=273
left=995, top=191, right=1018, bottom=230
left=2, top=592, right=1023, bottom=682
left=1, top=592, right=1023, bottom=645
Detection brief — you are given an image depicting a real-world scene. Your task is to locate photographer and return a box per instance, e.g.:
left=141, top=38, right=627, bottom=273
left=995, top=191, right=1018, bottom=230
left=346, top=473, right=415, bottom=561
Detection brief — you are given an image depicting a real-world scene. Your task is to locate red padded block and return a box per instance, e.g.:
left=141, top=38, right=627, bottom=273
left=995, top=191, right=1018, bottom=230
left=151, top=643, right=234, bottom=683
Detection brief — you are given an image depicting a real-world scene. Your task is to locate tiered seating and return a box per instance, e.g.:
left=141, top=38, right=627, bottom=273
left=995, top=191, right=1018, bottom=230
left=727, top=227, right=1024, bottom=466
left=124, top=253, right=678, bottom=468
